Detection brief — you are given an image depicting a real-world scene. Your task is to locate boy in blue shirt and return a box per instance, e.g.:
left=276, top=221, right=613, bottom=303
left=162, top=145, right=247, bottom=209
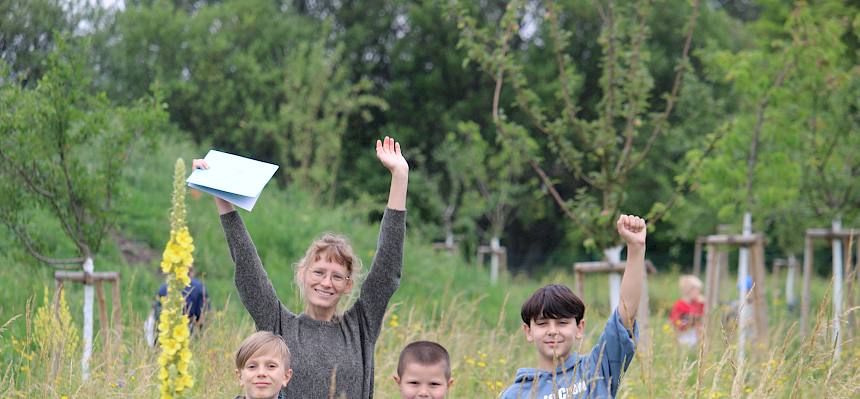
left=156, top=265, right=210, bottom=333
left=500, top=215, right=646, bottom=399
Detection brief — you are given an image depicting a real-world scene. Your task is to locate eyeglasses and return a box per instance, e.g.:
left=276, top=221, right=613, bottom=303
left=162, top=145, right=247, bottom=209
left=308, top=268, right=350, bottom=287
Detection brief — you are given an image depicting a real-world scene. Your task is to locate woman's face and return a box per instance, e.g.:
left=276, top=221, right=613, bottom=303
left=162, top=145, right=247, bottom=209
left=302, top=258, right=353, bottom=311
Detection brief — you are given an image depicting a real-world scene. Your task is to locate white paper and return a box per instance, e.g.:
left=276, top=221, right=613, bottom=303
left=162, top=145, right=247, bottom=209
left=186, top=150, right=279, bottom=211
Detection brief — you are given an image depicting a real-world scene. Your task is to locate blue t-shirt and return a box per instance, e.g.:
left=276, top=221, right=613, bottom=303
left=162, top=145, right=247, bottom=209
left=500, top=309, right=638, bottom=399
left=157, top=278, right=209, bottom=321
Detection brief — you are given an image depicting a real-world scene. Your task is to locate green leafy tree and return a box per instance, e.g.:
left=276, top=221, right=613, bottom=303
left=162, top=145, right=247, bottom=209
left=456, top=122, right=532, bottom=251
left=450, top=0, right=718, bottom=254
left=104, top=0, right=385, bottom=202
left=271, top=39, right=387, bottom=202
left=691, top=1, right=859, bottom=257
left=0, top=0, right=99, bottom=86
left=432, top=121, right=533, bottom=257
left=293, top=0, right=500, bottom=228
left=431, top=128, right=480, bottom=250
left=0, top=39, right=167, bottom=267
left=790, top=5, right=860, bottom=226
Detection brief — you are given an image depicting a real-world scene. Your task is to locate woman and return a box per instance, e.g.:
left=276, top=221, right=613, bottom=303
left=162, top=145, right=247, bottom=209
left=193, top=136, right=408, bottom=398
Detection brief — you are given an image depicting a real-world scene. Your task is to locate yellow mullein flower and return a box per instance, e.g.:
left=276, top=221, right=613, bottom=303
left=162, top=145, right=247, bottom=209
left=162, top=338, right=180, bottom=355
left=179, top=348, right=192, bottom=363
left=177, top=374, right=194, bottom=389
left=157, top=159, right=196, bottom=399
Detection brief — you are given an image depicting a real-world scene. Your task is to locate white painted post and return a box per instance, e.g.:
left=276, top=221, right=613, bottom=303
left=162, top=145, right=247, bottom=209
left=737, top=212, right=752, bottom=365
left=832, top=218, right=843, bottom=361
left=490, top=236, right=500, bottom=284
left=82, top=257, right=94, bottom=381
left=605, top=245, right=623, bottom=311
left=786, top=255, right=797, bottom=309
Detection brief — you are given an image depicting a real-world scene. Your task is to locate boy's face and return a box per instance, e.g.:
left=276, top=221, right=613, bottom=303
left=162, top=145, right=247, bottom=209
left=393, top=362, right=453, bottom=399
left=236, top=349, right=293, bottom=399
left=523, top=317, right=585, bottom=366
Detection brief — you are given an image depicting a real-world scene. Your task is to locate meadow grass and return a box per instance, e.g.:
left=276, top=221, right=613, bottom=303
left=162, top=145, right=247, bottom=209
left=1, top=135, right=858, bottom=397
left=2, top=271, right=859, bottom=398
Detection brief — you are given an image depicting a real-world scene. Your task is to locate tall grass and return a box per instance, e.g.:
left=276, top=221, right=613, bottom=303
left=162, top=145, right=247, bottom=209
left=1, top=135, right=858, bottom=397
left=2, top=273, right=859, bottom=397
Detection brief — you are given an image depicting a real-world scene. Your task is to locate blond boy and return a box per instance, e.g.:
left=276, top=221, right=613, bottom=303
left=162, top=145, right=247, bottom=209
left=234, top=331, right=293, bottom=399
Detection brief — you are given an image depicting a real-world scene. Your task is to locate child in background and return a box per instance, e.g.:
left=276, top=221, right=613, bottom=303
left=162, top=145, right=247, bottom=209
left=500, top=215, right=647, bottom=399
left=669, top=275, right=705, bottom=347
left=234, top=331, right=293, bottom=399
left=394, top=341, right=454, bottom=399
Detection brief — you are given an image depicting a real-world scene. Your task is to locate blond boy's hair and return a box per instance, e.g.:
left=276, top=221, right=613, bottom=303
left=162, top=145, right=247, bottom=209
left=679, top=275, right=704, bottom=302
left=235, top=331, right=291, bottom=370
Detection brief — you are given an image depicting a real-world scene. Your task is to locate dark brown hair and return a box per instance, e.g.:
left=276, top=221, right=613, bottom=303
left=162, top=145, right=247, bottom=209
left=397, top=341, right=451, bottom=379
left=520, top=284, right=586, bottom=325
left=235, top=331, right=291, bottom=370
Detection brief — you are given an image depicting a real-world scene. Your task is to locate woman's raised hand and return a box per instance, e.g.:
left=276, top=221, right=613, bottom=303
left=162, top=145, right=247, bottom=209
left=192, top=159, right=209, bottom=170
left=375, top=136, right=409, bottom=176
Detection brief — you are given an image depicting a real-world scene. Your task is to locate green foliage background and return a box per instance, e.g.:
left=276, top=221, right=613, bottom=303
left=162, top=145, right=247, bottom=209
left=0, top=0, right=859, bottom=395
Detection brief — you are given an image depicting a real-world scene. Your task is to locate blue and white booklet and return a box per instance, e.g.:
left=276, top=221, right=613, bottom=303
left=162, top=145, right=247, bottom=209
left=186, top=150, right=279, bottom=211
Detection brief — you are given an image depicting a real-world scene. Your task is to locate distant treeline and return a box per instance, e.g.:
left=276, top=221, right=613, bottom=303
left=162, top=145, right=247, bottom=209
left=1, top=0, right=857, bottom=273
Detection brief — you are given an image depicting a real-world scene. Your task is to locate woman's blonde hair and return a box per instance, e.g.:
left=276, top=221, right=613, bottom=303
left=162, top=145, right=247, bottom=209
left=294, top=233, right=363, bottom=307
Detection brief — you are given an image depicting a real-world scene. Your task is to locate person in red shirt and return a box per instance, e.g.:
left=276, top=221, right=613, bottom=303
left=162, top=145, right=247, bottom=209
left=669, top=275, right=705, bottom=347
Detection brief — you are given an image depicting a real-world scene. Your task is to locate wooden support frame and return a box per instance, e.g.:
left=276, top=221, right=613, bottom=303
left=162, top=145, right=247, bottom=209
left=476, top=245, right=507, bottom=268
left=702, top=242, right=732, bottom=317
left=701, top=233, right=769, bottom=346
left=693, top=237, right=705, bottom=276
left=800, top=228, right=860, bottom=337
left=476, top=244, right=508, bottom=284
left=432, top=241, right=457, bottom=254
left=771, top=257, right=799, bottom=308
left=694, top=225, right=736, bottom=276
left=53, top=271, right=122, bottom=370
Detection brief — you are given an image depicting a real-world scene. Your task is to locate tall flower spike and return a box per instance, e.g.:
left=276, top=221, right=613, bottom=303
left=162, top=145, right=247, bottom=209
left=157, top=159, right=195, bottom=398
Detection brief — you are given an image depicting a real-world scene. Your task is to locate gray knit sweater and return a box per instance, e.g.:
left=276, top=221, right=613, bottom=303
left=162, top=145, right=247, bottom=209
left=220, top=209, right=405, bottom=399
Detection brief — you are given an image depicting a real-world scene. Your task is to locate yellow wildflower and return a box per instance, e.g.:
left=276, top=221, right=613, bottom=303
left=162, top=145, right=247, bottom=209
left=158, top=159, right=195, bottom=398
left=162, top=338, right=180, bottom=355
left=173, top=323, right=190, bottom=342
left=179, top=348, right=192, bottom=363
left=177, top=373, right=194, bottom=389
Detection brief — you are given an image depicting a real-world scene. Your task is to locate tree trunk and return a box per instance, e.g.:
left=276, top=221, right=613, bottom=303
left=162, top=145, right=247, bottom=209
left=786, top=254, right=797, bottom=309
left=490, top=236, right=501, bottom=284
left=604, top=245, right=623, bottom=311
left=832, top=218, right=843, bottom=360
left=801, top=234, right=814, bottom=337
left=81, top=256, right=94, bottom=382
left=737, top=212, right=752, bottom=365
